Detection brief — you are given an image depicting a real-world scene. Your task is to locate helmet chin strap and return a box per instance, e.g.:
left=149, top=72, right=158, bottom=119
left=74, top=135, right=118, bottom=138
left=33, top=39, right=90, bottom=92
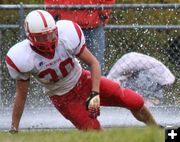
left=37, top=45, right=55, bottom=54
left=30, top=43, right=56, bottom=58
left=30, top=37, right=57, bottom=54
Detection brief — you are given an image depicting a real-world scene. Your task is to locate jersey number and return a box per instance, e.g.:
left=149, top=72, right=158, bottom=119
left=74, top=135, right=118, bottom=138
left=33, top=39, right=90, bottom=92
left=38, top=58, right=74, bottom=82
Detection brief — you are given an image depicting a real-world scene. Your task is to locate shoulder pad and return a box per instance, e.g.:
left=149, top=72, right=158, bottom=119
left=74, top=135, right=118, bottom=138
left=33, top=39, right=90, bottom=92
left=6, top=40, right=34, bottom=72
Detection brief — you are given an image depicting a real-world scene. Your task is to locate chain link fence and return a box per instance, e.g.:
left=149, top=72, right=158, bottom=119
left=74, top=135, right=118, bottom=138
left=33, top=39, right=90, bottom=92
left=0, top=4, right=180, bottom=108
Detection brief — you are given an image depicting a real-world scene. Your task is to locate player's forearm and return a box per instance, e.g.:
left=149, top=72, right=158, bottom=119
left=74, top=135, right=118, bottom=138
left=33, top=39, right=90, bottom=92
left=86, top=59, right=101, bottom=119
left=90, top=60, right=101, bottom=92
left=11, top=93, right=27, bottom=130
left=11, top=80, right=29, bottom=131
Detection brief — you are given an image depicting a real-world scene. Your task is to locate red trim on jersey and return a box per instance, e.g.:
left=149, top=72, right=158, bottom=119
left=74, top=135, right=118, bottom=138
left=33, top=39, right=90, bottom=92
left=76, top=44, right=86, bottom=57
left=73, top=22, right=82, bottom=43
left=37, top=10, right=48, bottom=28
left=6, top=55, right=20, bottom=72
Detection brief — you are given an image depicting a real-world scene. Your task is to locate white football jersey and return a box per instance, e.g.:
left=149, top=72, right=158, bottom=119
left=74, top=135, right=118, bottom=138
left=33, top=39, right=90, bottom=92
left=6, top=20, right=86, bottom=96
left=107, top=52, right=175, bottom=102
left=107, top=52, right=175, bottom=86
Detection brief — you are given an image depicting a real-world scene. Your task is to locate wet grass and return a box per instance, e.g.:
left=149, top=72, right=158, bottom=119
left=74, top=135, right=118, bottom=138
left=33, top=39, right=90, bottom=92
left=0, top=127, right=164, bottom=142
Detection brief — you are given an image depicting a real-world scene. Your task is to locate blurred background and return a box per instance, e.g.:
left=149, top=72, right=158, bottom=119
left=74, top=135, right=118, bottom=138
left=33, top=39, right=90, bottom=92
left=0, top=0, right=179, bottom=126
left=1, top=0, right=179, bottom=108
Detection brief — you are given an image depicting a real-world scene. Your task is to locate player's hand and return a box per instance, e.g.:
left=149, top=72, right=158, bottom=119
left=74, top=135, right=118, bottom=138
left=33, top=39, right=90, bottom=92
left=9, top=128, right=18, bottom=134
left=86, top=91, right=100, bottom=119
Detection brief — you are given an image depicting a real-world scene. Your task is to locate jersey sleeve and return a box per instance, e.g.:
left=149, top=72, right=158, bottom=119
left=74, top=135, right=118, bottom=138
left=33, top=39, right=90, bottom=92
left=57, top=20, right=86, bottom=57
left=6, top=55, right=30, bottom=80
left=72, top=22, right=86, bottom=57
left=5, top=41, right=34, bottom=80
left=107, top=52, right=138, bottom=80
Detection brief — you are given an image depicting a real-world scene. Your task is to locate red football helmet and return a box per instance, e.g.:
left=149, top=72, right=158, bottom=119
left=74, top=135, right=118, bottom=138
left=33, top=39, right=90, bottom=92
left=24, top=10, right=58, bottom=54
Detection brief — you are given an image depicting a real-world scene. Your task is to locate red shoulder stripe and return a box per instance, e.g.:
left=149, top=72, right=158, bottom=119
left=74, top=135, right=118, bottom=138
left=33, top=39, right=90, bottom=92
left=73, top=22, right=82, bottom=42
left=6, top=55, right=20, bottom=72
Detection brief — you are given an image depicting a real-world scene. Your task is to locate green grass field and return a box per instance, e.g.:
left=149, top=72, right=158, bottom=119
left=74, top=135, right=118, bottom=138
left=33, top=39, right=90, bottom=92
left=0, top=127, right=164, bottom=142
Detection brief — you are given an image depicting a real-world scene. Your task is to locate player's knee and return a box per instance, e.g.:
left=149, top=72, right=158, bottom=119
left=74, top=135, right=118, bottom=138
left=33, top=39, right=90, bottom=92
left=122, top=88, right=144, bottom=110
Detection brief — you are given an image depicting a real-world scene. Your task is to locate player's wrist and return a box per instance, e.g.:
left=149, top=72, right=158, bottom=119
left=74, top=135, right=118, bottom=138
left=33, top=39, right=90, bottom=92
left=86, top=91, right=99, bottom=109
left=90, top=91, right=99, bottom=97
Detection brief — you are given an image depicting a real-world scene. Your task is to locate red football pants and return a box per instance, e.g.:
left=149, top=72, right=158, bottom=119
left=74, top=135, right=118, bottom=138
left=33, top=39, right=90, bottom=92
left=50, top=70, right=144, bottom=130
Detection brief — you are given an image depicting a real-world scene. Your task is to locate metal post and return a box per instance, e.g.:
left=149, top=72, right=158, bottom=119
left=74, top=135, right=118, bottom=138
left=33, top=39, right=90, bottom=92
left=18, top=2, right=25, bottom=41
left=0, top=30, right=2, bottom=108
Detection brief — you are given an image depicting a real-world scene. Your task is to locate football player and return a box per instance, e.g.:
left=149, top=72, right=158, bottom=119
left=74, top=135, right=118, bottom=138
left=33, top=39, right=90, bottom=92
left=6, top=10, right=158, bottom=133
left=107, top=52, right=175, bottom=106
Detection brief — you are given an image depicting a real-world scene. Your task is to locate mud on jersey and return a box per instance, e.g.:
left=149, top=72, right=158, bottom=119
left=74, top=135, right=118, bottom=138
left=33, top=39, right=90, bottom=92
left=6, top=20, right=86, bottom=96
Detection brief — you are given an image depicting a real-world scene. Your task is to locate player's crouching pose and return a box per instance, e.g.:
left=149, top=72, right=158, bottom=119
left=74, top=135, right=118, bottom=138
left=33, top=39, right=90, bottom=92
left=6, top=10, right=158, bottom=133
